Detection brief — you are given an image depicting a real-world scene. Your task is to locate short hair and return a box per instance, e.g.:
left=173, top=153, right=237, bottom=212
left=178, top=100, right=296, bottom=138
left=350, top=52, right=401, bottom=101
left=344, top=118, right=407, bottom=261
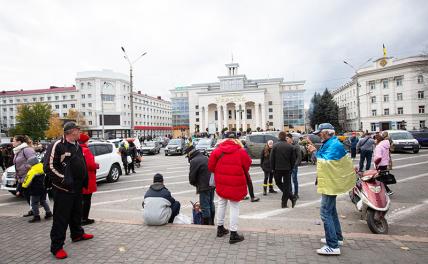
left=278, top=131, right=286, bottom=141
left=322, top=129, right=335, bottom=136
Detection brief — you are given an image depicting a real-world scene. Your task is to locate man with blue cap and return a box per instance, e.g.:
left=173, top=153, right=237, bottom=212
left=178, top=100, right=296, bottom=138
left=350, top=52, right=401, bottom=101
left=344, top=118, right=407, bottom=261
left=307, top=123, right=355, bottom=256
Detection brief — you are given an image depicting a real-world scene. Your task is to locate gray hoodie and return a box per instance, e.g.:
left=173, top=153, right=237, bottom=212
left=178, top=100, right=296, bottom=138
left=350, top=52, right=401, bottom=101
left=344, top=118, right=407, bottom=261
left=357, top=136, right=375, bottom=152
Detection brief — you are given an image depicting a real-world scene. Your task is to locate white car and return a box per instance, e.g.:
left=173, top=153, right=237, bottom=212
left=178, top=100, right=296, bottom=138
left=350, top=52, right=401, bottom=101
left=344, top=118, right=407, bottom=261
left=1, top=142, right=123, bottom=196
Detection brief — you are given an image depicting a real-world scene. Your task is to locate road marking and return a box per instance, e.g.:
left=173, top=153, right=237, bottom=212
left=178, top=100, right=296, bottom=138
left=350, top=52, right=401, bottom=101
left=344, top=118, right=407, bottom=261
left=92, top=190, right=195, bottom=206
left=387, top=199, right=428, bottom=223
left=0, top=201, right=24, bottom=207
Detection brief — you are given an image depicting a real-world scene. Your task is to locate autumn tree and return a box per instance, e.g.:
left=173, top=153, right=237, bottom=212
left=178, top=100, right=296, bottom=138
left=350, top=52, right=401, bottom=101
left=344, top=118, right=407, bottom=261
left=45, top=114, right=64, bottom=139
left=66, top=109, right=88, bottom=129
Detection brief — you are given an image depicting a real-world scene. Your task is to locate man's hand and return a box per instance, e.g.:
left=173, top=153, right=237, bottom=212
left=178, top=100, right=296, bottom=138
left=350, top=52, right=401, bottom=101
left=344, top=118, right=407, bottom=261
left=307, top=144, right=316, bottom=154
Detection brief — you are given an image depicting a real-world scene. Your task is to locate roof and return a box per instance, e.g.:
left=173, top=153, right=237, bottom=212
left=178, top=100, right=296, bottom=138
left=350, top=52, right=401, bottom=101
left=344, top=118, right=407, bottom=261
left=1, top=86, right=77, bottom=96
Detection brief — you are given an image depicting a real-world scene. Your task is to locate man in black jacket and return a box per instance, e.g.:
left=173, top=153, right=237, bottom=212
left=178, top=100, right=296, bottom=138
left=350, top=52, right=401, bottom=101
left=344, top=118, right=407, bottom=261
left=44, top=122, right=93, bottom=260
left=270, top=131, right=297, bottom=208
left=187, top=146, right=215, bottom=225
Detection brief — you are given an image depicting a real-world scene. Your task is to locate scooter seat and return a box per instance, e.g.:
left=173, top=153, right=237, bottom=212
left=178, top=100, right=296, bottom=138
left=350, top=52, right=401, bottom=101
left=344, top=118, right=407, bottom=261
left=360, top=170, right=379, bottom=181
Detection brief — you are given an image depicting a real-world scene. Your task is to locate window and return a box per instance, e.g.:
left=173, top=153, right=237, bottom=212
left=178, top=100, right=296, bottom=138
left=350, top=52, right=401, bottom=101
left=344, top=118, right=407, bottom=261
left=16, top=99, right=20, bottom=102
left=397, top=93, right=403, bottom=101
left=62, top=113, right=67, bottom=117
left=269, top=115, right=273, bottom=119
left=63, top=95, right=67, bottom=100
left=397, top=107, right=403, bottom=115
left=88, top=94, right=92, bottom=98
left=47, top=97, right=51, bottom=101
left=248, top=135, right=265, bottom=143
left=372, top=110, right=377, bottom=116
left=418, top=91, right=424, bottom=99
left=32, top=98, right=37, bottom=102
left=71, top=104, right=75, bottom=108
left=89, top=121, right=92, bottom=125
left=384, top=108, right=389, bottom=115
left=246, top=109, right=252, bottom=119
left=396, top=78, right=403, bottom=87
left=214, top=111, right=218, bottom=121
left=71, top=95, right=75, bottom=99
left=196, top=118, right=199, bottom=122
left=88, top=112, right=92, bottom=116
left=383, top=95, right=389, bottom=102
left=82, top=103, right=85, bottom=107
left=88, top=103, right=92, bottom=107
left=2, top=108, right=5, bottom=112
left=101, top=94, right=114, bottom=101
left=55, top=105, right=59, bottom=109
left=195, top=105, right=199, bottom=110
left=370, top=123, right=376, bottom=132
left=369, top=81, right=375, bottom=90
left=269, top=108, right=273, bottom=113
left=24, top=99, right=27, bottom=102
left=81, top=94, right=85, bottom=99
left=417, top=75, right=424, bottom=84
left=371, top=96, right=376, bottom=103
left=228, top=110, right=232, bottom=119
left=2, top=100, right=6, bottom=104
left=268, top=101, right=273, bottom=106
left=419, top=105, right=425, bottom=114
left=55, top=96, right=59, bottom=100
left=63, top=104, right=67, bottom=109
left=420, top=120, right=426, bottom=128
left=195, top=111, right=199, bottom=116
left=383, top=79, right=389, bottom=89
left=9, top=99, right=13, bottom=103
left=9, top=108, right=13, bottom=111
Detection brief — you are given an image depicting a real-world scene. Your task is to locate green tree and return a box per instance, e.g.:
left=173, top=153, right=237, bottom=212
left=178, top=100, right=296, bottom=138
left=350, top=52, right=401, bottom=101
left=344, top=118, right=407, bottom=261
left=15, top=103, right=52, bottom=141
left=309, top=89, right=341, bottom=131
left=309, top=92, right=321, bottom=130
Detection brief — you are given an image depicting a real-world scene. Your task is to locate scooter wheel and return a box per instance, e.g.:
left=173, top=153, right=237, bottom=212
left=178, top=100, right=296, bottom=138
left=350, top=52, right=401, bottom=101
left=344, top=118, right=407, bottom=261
left=367, top=209, right=388, bottom=234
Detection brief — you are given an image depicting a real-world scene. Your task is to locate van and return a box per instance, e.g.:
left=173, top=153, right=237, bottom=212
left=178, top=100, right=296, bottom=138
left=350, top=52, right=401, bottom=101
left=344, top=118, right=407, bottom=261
left=385, top=130, right=420, bottom=153
left=410, top=130, right=428, bottom=147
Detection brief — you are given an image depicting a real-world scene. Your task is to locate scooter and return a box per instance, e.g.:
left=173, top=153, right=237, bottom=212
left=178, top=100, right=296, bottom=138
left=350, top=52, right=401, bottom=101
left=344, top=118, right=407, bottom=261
left=349, top=169, right=390, bottom=234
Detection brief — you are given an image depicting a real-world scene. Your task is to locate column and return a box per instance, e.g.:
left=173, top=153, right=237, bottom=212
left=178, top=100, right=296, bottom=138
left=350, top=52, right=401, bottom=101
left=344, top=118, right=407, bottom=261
left=261, top=103, right=266, bottom=131
left=242, top=103, right=247, bottom=132
left=236, top=103, right=240, bottom=131
left=255, top=103, right=260, bottom=130
left=223, top=104, right=228, bottom=130
left=204, top=105, right=209, bottom=131
left=217, top=105, right=222, bottom=132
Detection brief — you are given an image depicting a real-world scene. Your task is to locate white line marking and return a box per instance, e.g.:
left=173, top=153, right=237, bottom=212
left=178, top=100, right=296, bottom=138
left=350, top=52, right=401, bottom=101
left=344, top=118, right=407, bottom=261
left=387, top=199, right=428, bottom=223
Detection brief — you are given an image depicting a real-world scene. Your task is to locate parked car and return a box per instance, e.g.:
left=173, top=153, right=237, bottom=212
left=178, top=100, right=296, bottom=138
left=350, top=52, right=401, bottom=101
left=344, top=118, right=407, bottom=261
left=88, top=141, right=123, bottom=182
left=140, top=141, right=161, bottom=155
left=245, top=133, right=279, bottom=159
left=386, top=130, right=420, bottom=153
left=195, top=138, right=217, bottom=156
left=410, top=130, right=428, bottom=147
left=164, top=138, right=186, bottom=156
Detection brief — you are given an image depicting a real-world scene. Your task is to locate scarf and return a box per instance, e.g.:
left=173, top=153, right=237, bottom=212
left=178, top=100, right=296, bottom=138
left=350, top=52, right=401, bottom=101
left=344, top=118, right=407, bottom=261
left=13, top=142, right=29, bottom=155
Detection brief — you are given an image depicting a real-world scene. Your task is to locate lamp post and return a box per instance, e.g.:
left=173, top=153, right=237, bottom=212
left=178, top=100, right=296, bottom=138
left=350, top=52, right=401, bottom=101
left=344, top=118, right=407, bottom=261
left=121, top=46, right=147, bottom=138
left=101, top=82, right=112, bottom=139
left=236, top=106, right=244, bottom=132
left=343, top=58, right=372, bottom=131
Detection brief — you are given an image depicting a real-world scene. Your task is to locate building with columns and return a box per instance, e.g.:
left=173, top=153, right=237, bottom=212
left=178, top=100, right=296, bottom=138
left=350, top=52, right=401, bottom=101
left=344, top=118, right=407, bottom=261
left=170, top=62, right=305, bottom=137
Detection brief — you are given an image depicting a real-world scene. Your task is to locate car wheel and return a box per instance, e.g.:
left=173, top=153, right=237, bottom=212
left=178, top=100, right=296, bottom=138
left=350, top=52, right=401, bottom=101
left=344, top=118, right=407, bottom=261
left=165, top=153, right=168, bottom=156
left=107, top=164, right=121, bottom=183
left=413, top=149, right=419, bottom=154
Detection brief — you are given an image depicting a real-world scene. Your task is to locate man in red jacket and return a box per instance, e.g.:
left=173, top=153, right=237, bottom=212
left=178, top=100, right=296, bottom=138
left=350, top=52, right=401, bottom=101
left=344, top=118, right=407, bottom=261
left=208, top=134, right=251, bottom=244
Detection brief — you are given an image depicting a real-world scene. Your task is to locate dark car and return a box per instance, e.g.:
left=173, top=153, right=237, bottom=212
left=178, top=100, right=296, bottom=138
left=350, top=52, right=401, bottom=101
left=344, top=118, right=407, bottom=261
left=141, top=141, right=161, bottom=155
left=410, top=130, right=428, bottom=148
left=245, top=133, right=279, bottom=159
left=195, top=138, right=217, bottom=156
left=165, top=138, right=186, bottom=156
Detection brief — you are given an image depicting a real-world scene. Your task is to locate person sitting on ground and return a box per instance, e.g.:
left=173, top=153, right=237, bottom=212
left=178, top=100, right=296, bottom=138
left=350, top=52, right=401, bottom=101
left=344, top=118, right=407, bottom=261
left=22, top=156, right=52, bottom=223
left=142, top=173, right=181, bottom=225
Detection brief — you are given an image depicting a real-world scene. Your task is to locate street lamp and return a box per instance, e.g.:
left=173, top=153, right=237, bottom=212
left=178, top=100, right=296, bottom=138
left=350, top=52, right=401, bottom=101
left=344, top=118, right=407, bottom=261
left=236, top=105, right=244, bottom=132
left=343, top=58, right=372, bottom=131
left=101, top=82, right=112, bottom=139
left=121, top=46, right=147, bottom=137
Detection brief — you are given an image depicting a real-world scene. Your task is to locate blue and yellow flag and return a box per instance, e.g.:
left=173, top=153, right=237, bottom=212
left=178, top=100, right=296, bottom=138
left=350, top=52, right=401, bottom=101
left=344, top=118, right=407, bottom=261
left=316, top=136, right=356, bottom=195
left=383, top=44, right=387, bottom=58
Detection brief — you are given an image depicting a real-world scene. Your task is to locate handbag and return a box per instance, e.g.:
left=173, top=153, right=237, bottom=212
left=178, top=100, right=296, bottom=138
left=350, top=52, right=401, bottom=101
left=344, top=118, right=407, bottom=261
left=377, top=170, right=397, bottom=185
left=126, top=156, right=132, bottom=163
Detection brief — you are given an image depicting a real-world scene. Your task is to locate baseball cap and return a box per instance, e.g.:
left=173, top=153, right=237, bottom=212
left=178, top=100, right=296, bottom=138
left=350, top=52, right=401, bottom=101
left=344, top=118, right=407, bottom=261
left=64, top=122, right=80, bottom=132
left=313, top=123, right=335, bottom=135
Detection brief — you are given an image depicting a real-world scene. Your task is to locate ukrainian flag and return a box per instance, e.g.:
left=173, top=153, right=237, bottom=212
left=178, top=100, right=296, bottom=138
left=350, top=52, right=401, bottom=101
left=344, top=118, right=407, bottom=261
left=316, top=136, right=356, bottom=195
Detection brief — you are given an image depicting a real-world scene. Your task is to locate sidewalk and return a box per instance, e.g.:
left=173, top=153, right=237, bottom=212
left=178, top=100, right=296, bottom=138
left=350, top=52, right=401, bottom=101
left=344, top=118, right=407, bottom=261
left=0, top=216, right=427, bottom=264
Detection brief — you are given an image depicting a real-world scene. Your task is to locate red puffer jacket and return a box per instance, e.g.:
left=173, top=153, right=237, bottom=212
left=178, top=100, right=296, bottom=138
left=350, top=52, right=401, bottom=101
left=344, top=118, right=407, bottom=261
left=208, top=139, right=252, bottom=202
left=80, top=143, right=99, bottom=194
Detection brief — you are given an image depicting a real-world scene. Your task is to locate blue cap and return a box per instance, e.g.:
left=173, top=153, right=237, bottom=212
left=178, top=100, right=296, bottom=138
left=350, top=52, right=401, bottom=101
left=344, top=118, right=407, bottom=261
left=313, top=123, right=335, bottom=135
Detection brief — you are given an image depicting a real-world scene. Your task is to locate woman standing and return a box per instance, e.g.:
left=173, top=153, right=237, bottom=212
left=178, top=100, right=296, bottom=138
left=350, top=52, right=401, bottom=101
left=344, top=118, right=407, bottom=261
left=79, top=134, right=99, bottom=225
left=373, top=134, right=393, bottom=195
left=128, top=141, right=137, bottom=174
left=12, top=135, right=36, bottom=217
left=260, top=140, right=277, bottom=195
left=119, top=141, right=130, bottom=175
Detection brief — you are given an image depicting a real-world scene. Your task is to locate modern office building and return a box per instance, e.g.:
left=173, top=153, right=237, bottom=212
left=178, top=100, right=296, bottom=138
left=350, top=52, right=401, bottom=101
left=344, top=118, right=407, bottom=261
left=332, top=55, right=428, bottom=132
left=169, top=62, right=305, bottom=136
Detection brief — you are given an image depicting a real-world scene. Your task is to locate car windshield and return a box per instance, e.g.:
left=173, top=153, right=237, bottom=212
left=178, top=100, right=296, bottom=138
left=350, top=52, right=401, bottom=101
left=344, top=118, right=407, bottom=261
left=390, top=132, right=414, bottom=140
left=145, top=142, right=155, bottom=147
left=169, top=139, right=182, bottom=145
left=197, top=139, right=211, bottom=145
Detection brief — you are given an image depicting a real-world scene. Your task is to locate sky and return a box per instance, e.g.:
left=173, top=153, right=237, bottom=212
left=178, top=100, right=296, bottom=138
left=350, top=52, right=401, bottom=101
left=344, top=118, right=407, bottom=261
left=1, top=0, right=428, bottom=105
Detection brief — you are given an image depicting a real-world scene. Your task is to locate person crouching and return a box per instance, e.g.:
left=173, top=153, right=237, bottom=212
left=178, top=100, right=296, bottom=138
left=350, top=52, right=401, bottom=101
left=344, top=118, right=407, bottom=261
left=22, top=156, right=52, bottom=223
left=142, top=174, right=181, bottom=225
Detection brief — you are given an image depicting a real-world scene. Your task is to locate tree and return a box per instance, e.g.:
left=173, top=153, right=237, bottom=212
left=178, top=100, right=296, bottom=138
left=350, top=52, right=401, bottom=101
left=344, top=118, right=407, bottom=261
left=15, top=103, right=51, bottom=141
left=66, top=109, right=88, bottom=129
left=45, top=114, right=64, bottom=139
left=309, top=89, right=341, bottom=131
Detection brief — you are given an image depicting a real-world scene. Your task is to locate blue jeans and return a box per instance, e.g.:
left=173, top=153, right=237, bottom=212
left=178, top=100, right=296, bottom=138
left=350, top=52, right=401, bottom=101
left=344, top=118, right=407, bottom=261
left=359, top=150, right=373, bottom=172
left=291, top=166, right=298, bottom=195
left=320, top=194, right=343, bottom=248
left=199, top=189, right=215, bottom=218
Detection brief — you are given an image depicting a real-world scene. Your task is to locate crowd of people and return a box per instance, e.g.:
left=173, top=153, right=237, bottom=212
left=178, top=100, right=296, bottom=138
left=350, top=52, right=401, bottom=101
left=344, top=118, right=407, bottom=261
left=6, top=120, right=399, bottom=259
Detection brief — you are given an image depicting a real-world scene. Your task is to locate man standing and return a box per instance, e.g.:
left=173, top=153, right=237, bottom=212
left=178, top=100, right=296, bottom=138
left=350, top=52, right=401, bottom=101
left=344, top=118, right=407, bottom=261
left=270, top=131, right=296, bottom=208
left=346, top=132, right=359, bottom=159
left=307, top=123, right=355, bottom=255
left=44, top=122, right=93, bottom=259
left=186, top=146, right=215, bottom=225
left=287, top=134, right=302, bottom=199
left=356, top=132, right=375, bottom=172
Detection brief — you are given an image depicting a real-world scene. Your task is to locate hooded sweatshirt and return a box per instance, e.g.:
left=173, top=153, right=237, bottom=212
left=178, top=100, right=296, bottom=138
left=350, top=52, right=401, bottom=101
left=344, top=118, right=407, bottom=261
left=208, top=139, right=252, bottom=202
left=374, top=139, right=391, bottom=167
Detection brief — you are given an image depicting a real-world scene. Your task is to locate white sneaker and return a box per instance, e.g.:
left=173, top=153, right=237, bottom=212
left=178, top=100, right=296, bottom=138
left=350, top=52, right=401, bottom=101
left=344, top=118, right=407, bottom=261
left=320, top=238, right=344, bottom=246
left=316, top=245, right=341, bottom=255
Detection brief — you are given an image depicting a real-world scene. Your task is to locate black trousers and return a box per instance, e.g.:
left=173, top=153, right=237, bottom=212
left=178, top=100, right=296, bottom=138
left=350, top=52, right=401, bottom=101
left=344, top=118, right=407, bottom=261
left=82, top=193, right=92, bottom=220
left=246, top=172, right=255, bottom=198
left=274, top=170, right=293, bottom=202
left=128, top=160, right=135, bottom=172
left=263, top=171, right=274, bottom=185
left=168, top=201, right=181, bottom=223
left=50, top=190, right=84, bottom=254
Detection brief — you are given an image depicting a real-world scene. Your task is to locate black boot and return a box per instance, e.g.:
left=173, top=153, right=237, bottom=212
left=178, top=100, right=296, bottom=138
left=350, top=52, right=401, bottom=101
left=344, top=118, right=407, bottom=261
left=28, top=215, right=41, bottom=223
left=217, top=225, right=229, bottom=237
left=263, top=186, right=267, bottom=196
left=291, top=196, right=297, bottom=208
left=210, top=212, right=215, bottom=226
left=23, top=210, right=33, bottom=217
left=45, top=212, right=53, bottom=219
left=281, top=200, right=288, bottom=208
left=269, top=185, right=278, bottom=193
left=229, top=231, right=245, bottom=244
left=202, top=217, right=210, bottom=225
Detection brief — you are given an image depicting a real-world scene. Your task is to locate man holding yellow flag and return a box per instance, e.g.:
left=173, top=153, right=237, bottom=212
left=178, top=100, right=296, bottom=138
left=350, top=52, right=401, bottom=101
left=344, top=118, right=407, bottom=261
left=308, top=123, right=355, bottom=256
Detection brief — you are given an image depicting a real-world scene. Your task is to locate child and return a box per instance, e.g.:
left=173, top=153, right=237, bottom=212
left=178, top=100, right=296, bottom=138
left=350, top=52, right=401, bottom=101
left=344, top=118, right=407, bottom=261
left=22, top=156, right=52, bottom=223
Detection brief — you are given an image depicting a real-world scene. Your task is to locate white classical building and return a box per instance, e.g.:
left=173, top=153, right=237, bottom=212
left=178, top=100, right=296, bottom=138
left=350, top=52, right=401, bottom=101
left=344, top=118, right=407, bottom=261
left=332, top=55, right=428, bottom=132
left=0, top=69, right=172, bottom=139
left=170, top=62, right=305, bottom=136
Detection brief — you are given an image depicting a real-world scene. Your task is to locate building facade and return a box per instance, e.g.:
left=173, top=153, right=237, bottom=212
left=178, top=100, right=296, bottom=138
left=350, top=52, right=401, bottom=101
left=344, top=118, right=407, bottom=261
left=170, top=62, right=305, bottom=137
left=0, top=69, right=172, bottom=139
left=333, top=55, right=428, bottom=132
